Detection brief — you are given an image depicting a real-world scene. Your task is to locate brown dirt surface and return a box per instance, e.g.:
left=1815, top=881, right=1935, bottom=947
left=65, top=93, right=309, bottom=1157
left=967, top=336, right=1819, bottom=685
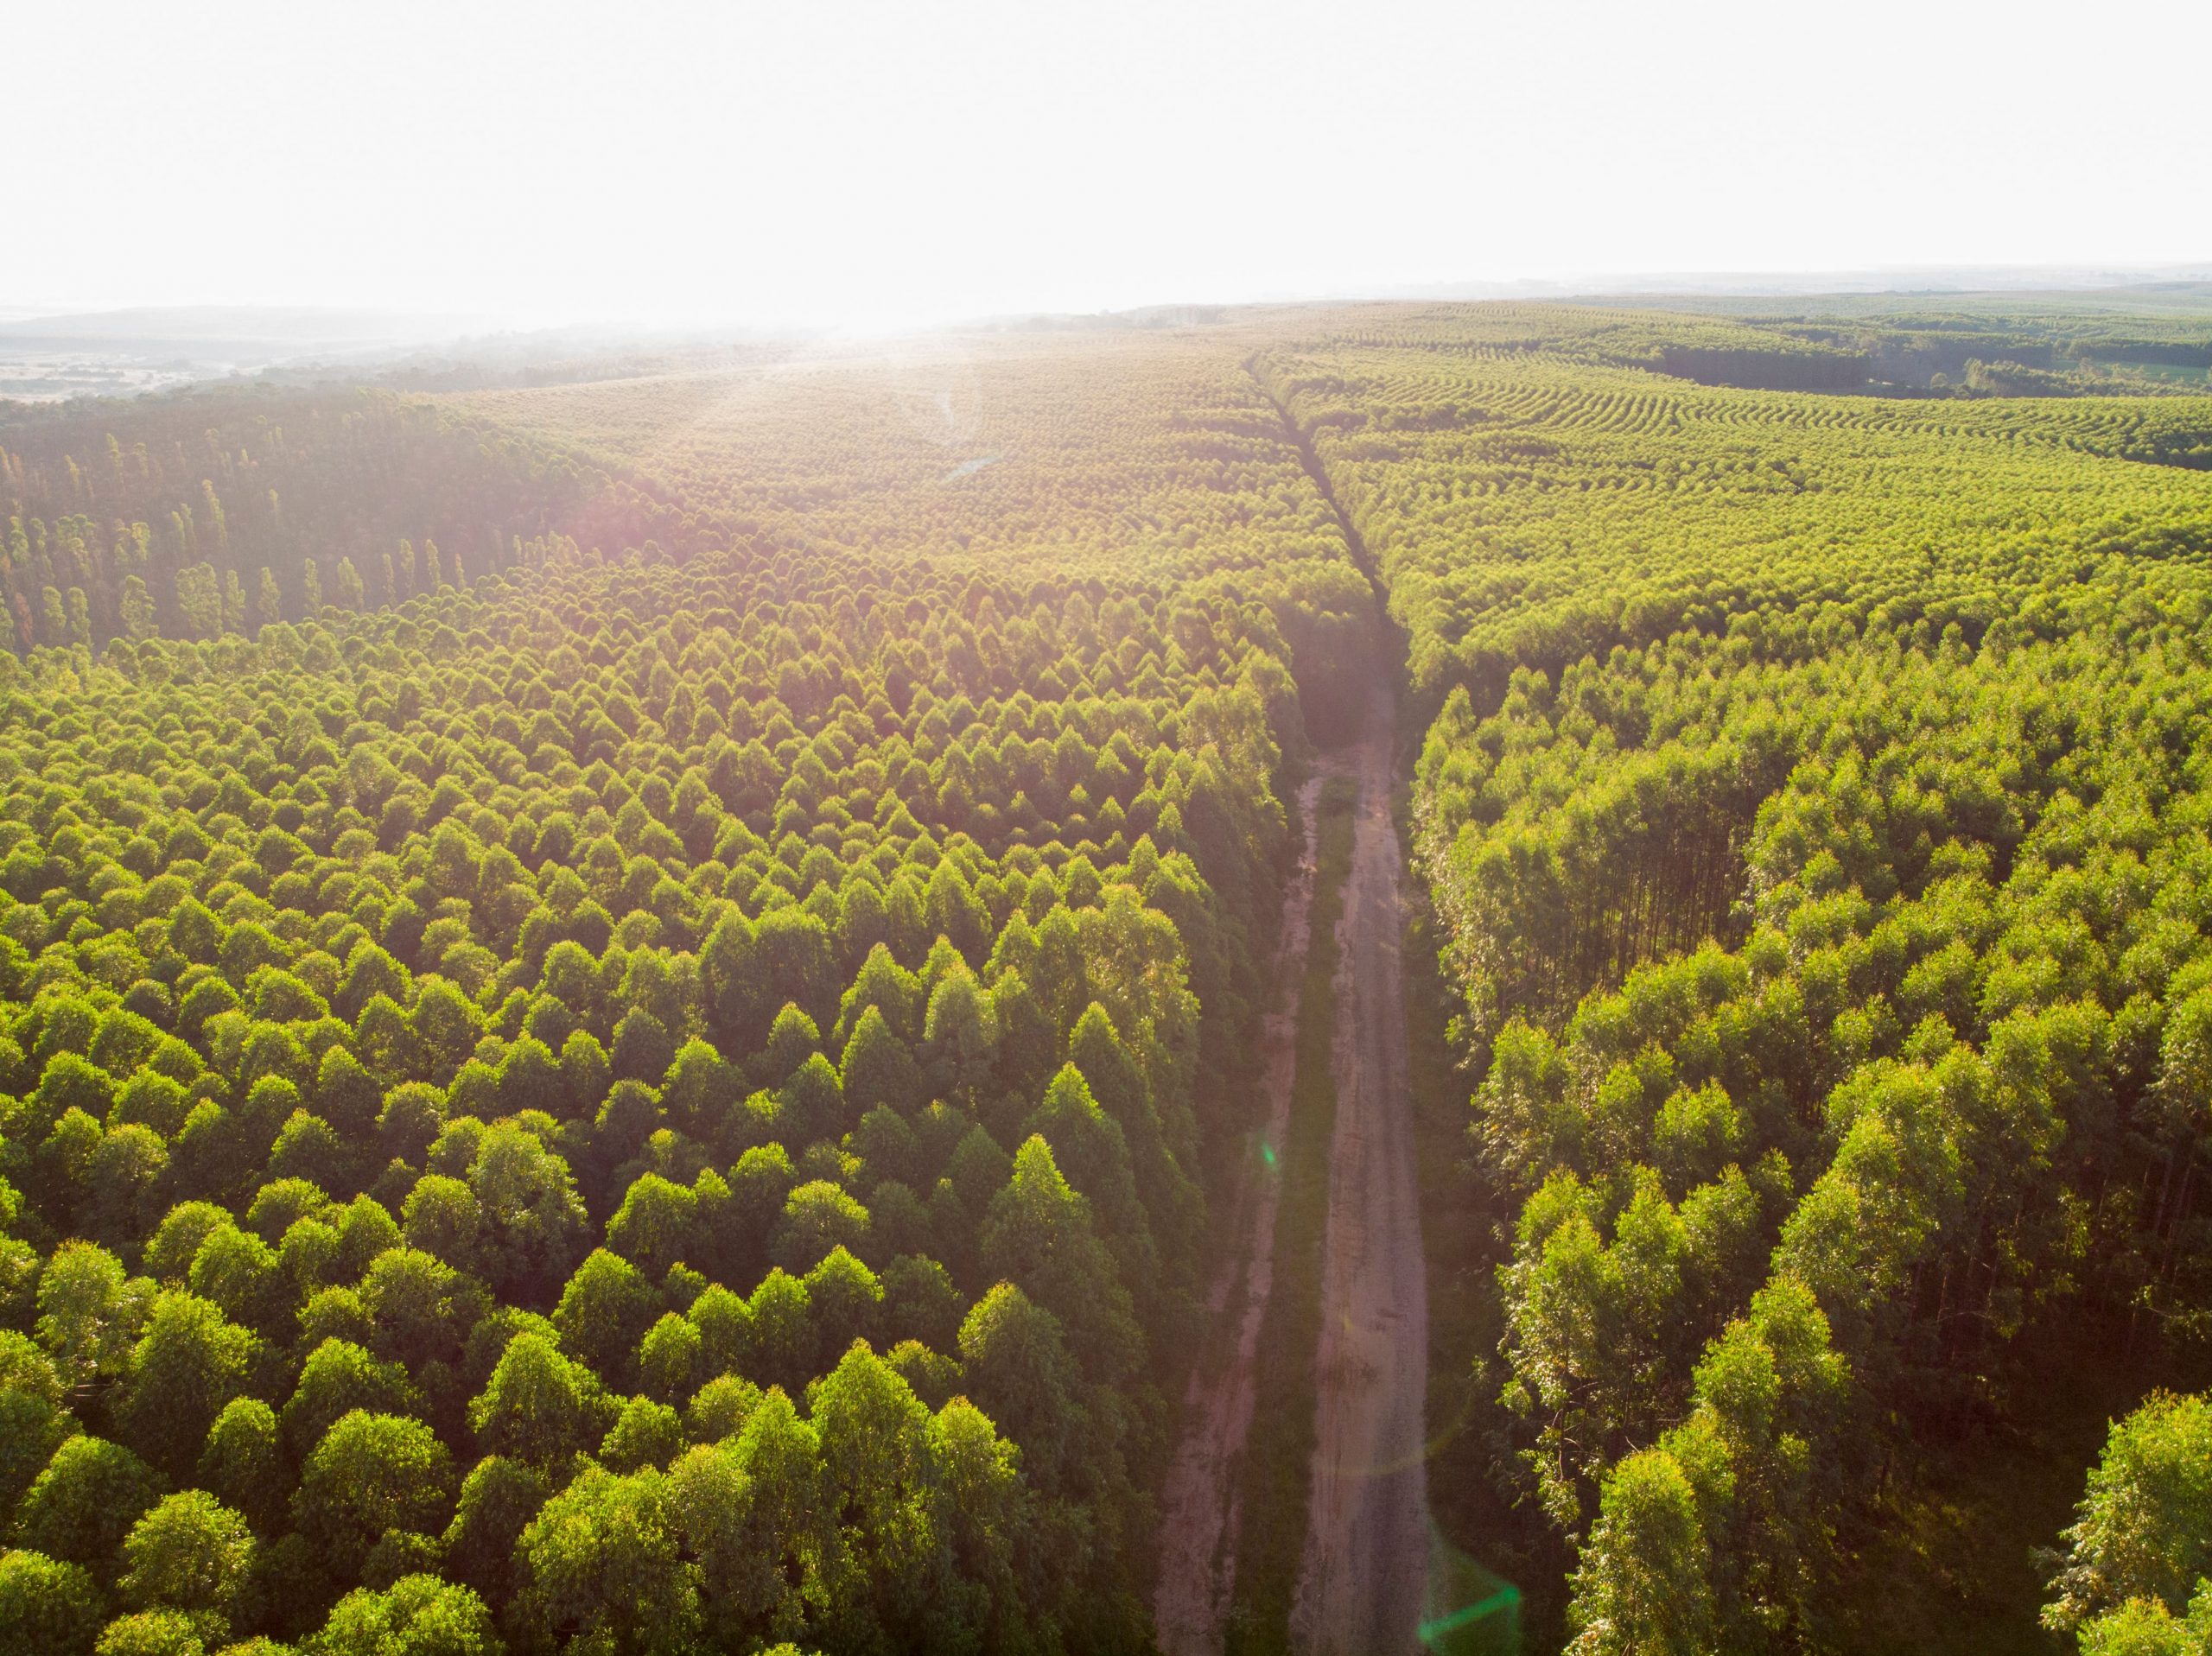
left=1290, top=689, right=1431, bottom=1655
left=1154, top=772, right=1328, bottom=1656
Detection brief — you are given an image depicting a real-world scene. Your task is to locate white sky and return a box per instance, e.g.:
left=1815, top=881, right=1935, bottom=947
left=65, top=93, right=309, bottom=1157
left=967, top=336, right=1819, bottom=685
left=11, top=0, right=2209, bottom=329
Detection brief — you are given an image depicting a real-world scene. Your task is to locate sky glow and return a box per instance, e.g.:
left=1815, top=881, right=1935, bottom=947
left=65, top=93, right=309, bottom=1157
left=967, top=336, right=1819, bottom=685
left=12, top=0, right=2209, bottom=328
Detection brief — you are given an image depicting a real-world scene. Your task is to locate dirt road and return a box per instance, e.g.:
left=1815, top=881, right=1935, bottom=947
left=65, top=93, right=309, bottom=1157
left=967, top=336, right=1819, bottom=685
left=1154, top=773, right=1327, bottom=1656
left=1290, top=689, right=1430, bottom=1655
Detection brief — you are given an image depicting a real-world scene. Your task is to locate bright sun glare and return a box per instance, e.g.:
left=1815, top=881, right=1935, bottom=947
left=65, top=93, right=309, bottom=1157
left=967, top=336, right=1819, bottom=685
left=10, top=0, right=2209, bottom=327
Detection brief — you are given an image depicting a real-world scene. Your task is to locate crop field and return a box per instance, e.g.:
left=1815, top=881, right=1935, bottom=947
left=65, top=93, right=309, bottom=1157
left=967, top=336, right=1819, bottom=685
left=2, top=295, right=2210, bottom=1656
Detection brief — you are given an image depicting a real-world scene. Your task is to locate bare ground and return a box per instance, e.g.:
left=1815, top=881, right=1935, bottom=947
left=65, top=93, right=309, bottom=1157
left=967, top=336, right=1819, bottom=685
left=1155, top=772, right=1328, bottom=1656
left=1290, top=689, right=1431, bottom=1656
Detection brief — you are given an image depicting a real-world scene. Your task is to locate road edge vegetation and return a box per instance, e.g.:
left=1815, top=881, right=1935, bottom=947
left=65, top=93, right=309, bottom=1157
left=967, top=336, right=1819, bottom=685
left=1224, top=774, right=1357, bottom=1655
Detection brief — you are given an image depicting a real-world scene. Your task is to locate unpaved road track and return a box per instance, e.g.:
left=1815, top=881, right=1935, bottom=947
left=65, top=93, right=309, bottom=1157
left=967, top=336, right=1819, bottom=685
left=1290, top=688, right=1430, bottom=1655
left=1155, top=774, right=1327, bottom=1656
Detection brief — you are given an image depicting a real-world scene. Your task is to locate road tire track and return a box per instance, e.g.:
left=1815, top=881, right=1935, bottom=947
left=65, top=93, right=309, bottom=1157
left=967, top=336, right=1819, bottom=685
left=1291, top=688, right=1430, bottom=1655
left=1155, top=773, right=1328, bottom=1656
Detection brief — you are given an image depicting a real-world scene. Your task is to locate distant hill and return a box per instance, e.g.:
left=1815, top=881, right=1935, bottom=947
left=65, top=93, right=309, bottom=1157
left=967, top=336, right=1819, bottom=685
left=0, top=307, right=500, bottom=403
left=0, top=305, right=488, bottom=350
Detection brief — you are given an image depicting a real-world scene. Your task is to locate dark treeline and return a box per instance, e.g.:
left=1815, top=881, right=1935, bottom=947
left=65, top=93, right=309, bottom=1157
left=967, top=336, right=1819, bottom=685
left=0, top=391, right=716, bottom=654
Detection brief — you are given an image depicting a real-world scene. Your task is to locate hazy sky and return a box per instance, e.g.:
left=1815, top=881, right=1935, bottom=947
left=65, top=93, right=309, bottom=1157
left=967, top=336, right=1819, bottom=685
left=15, top=0, right=2209, bottom=328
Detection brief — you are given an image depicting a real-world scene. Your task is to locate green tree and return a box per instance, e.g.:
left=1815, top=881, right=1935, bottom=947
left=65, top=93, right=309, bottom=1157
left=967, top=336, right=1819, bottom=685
left=2048, top=1392, right=2212, bottom=1634
left=14, top=1437, right=163, bottom=1575
left=332, top=558, right=365, bottom=612
left=1069, top=1000, right=1196, bottom=1251
left=118, top=1491, right=256, bottom=1623
left=600, top=1396, right=684, bottom=1475
left=810, top=1343, right=942, bottom=1646
left=0, top=1549, right=105, bottom=1656
left=804, top=1248, right=883, bottom=1361
left=1023, top=1062, right=1154, bottom=1286
left=467, top=1333, right=613, bottom=1473
left=552, top=1251, right=658, bottom=1389
left=980, top=1137, right=1139, bottom=1380
left=772, top=1182, right=873, bottom=1273
left=118, top=1293, right=259, bottom=1481
left=184, top=1224, right=286, bottom=1336
left=516, top=1466, right=700, bottom=1655
left=923, top=968, right=999, bottom=1111
left=468, top=1124, right=588, bottom=1304
left=36, top=1241, right=150, bottom=1392
left=0, top=1390, right=77, bottom=1524
left=932, top=1395, right=1027, bottom=1642
left=839, top=1006, right=924, bottom=1120
left=309, top=1572, right=501, bottom=1656
left=742, top=1272, right=817, bottom=1397
left=402, top=1176, right=484, bottom=1275
left=1565, top=1448, right=1716, bottom=1656
left=441, top=1456, right=547, bottom=1609
left=293, top=1412, right=454, bottom=1581
left=670, top=1388, right=823, bottom=1646
left=91, top=1608, right=207, bottom=1656
left=605, top=1175, right=697, bottom=1283
left=282, top=1340, right=423, bottom=1460
left=359, top=1248, right=484, bottom=1374
left=118, top=576, right=156, bottom=642
left=958, top=1281, right=1077, bottom=1489
left=198, top=1399, right=288, bottom=1535
left=2075, top=1585, right=2212, bottom=1656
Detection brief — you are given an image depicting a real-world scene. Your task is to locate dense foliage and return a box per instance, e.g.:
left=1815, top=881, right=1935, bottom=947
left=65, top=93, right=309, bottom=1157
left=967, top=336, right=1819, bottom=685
left=0, top=339, right=1381, bottom=1655
left=1, top=390, right=715, bottom=654
left=452, top=333, right=1351, bottom=573
left=1256, top=312, right=2212, bottom=712
left=8, top=293, right=2210, bottom=1652
left=2044, top=1389, right=2212, bottom=1652
left=1256, top=301, right=2212, bottom=1647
